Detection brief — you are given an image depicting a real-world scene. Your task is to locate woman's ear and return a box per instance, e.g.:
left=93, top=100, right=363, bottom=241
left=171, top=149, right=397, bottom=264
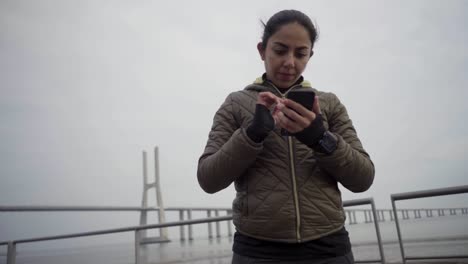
left=257, top=42, right=265, bottom=61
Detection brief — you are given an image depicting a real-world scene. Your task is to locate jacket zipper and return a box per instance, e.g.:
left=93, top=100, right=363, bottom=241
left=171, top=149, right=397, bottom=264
left=267, top=81, right=302, bottom=242
left=288, top=137, right=301, bottom=242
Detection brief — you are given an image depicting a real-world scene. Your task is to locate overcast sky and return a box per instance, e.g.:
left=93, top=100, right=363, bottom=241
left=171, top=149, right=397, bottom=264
left=1, top=0, right=468, bottom=245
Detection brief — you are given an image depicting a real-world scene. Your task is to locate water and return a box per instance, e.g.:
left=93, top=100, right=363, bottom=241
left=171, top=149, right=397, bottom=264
left=1, top=215, right=467, bottom=264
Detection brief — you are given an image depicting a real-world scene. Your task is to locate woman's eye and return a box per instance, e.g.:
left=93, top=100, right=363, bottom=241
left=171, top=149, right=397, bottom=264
left=274, top=50, right=287, bottom=55
left=295, top=53, right=307, bottom=58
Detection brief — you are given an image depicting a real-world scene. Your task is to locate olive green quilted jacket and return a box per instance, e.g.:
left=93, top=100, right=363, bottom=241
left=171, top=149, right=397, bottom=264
left=197, top=77, right=374, bottom=243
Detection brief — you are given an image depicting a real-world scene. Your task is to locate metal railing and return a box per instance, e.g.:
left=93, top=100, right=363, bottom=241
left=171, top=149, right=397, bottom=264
left=0, top=206, right=234, bottom=241
left=0, top=198, right=385, bottom=264
left=343, top=198, right=385, bottom=264
left=391, top=185, right=468, bottom=264
left=0, top=215, right=232, bottom=264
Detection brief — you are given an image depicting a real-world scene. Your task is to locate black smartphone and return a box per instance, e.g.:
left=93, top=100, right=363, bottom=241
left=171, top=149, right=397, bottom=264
left=281, top=89, right=316, bottom=136
left=286, top=89, right=315, bottom=111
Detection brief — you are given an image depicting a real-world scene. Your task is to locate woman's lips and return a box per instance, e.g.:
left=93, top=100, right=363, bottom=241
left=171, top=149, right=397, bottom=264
left=277, top=73, right=295, bottom=81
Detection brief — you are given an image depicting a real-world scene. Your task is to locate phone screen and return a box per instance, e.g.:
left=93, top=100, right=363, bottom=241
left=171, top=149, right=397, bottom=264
left=286, top=90, right=315, bottom=111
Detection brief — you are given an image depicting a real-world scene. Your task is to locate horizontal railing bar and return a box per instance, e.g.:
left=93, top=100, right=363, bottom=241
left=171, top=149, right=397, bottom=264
left=391, top=185, right=468, bottom=201
left=0, top=198, right=377, bottom=246
left=343, top=198, right=373, bottom=207
left=2, top=205, right=466, bottom=212
left=0, top=215, right=232, bottom=246
left=0, top=206, right=158, bottom=212
left=0, top=206, right=235, bottom=212
left=344, top=207, right=468, bottom=211
left=167, top=207, right=231, bottom=211
left=406, top=255, right=468, bottom=260
left=355, top=260, right=383, bottom=263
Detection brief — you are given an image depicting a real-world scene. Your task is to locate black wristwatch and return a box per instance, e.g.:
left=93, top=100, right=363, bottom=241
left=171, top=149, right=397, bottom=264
left=313, top=131, right=338, bottom=154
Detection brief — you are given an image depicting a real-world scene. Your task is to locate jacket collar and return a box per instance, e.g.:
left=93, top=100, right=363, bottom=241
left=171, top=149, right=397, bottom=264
left=253, top=73, right=311, bottom=88
left=246, top=73, right=312, bottom=96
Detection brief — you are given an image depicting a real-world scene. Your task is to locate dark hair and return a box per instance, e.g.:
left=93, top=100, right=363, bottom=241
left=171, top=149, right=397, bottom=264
left=261, top=10, right=318, bottom=53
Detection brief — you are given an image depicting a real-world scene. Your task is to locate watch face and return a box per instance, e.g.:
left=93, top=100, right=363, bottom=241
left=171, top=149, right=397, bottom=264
left=320, top=131, right=338, bottom=154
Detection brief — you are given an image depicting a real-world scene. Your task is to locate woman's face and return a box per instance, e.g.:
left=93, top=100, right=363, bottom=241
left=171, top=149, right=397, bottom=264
left=258, top=22, right=312, bottom=89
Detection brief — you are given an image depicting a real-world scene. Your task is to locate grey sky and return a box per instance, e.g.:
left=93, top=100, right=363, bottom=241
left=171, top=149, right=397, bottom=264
left=1, top=0, right=468, bottom=243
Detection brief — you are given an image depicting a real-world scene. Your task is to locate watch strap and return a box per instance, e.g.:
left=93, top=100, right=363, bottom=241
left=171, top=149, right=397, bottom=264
left=312, top=130, right=338, bottom=154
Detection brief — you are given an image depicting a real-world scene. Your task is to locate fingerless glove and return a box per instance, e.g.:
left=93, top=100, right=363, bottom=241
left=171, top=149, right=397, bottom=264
left=246, top=104, right=275, bottom=143
left=293, top=114, right=326, bottom=148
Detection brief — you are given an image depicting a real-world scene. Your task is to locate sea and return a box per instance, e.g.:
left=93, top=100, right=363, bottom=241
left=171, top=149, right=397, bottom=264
left=1, top=213, right=467, bottom=264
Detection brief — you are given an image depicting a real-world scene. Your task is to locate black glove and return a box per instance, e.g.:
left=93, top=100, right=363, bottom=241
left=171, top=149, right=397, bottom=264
left=246, top=104, right=275, bottom=143
left=293, top=114, right=326, bottom=148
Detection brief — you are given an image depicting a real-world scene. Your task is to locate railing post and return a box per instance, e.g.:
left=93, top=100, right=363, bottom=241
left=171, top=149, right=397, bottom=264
left=403, top=210, right=409, bottom=219
left=370, top=199, right=386, bottom=264
left=438, top=209, right=445, bottom=216
left=7, top=242, right=16, bottom=264
left=179, top=210, right=185, bottom=241
left=426, top=209, right=432, bottom=217
left=215, top=210, right=221, bottom=238
left=207, top=210, right=213, bottom=239
left=227, top=210, right=233, bottom=236
left=135, top=231, right=141, bottom=264
left=349, top=210, right=356, bottom=224
left=389, top=210, right=394, bottom=221
left=188, top=209, right=193, bottom=240
left=392, top=199, right=406, bottom=264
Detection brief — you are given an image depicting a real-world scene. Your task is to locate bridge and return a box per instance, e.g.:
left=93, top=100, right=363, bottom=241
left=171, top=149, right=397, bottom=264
left=1, top=148, right=467, bottom=264
left=345, top=207, right=468, bottom=225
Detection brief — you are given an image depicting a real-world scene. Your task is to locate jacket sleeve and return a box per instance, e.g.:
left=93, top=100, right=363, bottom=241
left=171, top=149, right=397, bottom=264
left=197, top=93, right=263, bottom=194
left=315, top=93, right=375, bottom=193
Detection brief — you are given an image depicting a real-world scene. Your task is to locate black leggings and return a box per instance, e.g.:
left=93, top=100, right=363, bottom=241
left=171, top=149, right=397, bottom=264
left=231, top=252, right=354, bottom=264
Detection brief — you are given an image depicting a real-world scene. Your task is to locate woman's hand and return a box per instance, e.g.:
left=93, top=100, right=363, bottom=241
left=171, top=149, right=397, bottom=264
left=275, top=95, right=321, bottom=133
left=257, top=91, right=280, bottom=108
left=246, top=92, right=281, bottom=143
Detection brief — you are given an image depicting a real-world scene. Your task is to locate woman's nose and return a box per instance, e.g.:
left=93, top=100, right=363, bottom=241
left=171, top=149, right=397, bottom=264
left=283, top=53, right=295, bottom=68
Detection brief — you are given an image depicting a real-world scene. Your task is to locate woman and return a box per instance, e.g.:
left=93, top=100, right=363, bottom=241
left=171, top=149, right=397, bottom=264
left=197, top=10, right=374, bottom=264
